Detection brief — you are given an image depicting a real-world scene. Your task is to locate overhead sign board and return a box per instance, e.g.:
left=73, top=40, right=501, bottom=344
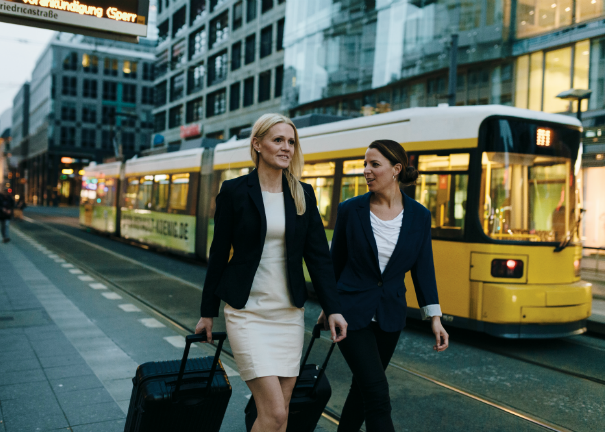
left=0, top=0, right=150, bottom=43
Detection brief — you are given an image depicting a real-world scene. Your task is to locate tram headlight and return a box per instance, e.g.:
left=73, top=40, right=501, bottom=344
left=491, top=259, right=524, bottom=278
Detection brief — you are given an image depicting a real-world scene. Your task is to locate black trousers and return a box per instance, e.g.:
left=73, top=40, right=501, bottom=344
left=337, top=322, right=401, bottom=432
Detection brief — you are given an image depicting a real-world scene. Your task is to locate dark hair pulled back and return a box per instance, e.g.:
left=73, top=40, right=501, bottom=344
left=368, top=139, right=418, bottom=185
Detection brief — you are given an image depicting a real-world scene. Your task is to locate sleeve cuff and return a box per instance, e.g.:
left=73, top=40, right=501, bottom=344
left=420, top=304, right=442, bottom=320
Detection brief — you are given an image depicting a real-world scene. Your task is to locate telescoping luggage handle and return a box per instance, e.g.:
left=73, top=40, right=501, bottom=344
left=174, top=332, right=228, bottom=397
left=296, top=324, right=337, bottom=393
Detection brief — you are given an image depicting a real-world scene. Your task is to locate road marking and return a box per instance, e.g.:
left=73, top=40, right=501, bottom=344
left=102, top=292, right=122, bottom=300
left=48, top=254, right=59, bottom=259
left=245, top=394, right=252, bottom=400
left=118, top=304, right=141, bottom=312
left=78, top=275, right=95, bottom=282
left=163, top=336, right=192, bottom=348
left=89, top=283, right=108, bottom=290
left=139, top=318, right=166, bottom=328
left=222, top=363, right=239, bottom=377
left=54, top=259, right=66, bottom=263
left=69, top=269, right=84, bottom=274
left=62, top=263, right=75, bottom=268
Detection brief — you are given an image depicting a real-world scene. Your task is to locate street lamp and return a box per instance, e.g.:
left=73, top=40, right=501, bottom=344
left=556, top=89, right=592, bottom=122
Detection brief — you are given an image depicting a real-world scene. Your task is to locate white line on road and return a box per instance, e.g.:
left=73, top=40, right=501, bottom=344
left=48, top=254, right=59, bottom=259
left=78, top=275, right=95, bottom=282
left=163, top=336, right=194, bottom=348
left=222, top=363, right=240, bottom=377
left=54, top=259, right=66, bottom=263
left=89, top=283, right=107, bottom=290
left=118, top=304, right=141, bottom=312
left=139, top=318, right=166, bottom=328
left=68, top=269, right=84, bottom=274
left=102, top=292, right=122, bottom=300
left=62, top=263, right=74, bottom=268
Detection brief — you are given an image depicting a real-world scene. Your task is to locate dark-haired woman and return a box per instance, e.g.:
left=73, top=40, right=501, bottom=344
left=318, top=139, right=449, bottom=432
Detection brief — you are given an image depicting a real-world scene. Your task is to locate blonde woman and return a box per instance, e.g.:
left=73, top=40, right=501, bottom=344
left=196, top=114, right=347, bottom=432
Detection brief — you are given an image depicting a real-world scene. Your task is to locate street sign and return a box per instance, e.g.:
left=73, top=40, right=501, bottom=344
left=0, top=0, right=150, bottom=43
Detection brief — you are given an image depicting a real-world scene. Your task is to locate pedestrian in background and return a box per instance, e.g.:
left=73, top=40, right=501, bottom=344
left=196, top=113, right=347, bottom=432
left=0, top=189, right=15, bottom=243
left=318, top=139, right=449, bottom=432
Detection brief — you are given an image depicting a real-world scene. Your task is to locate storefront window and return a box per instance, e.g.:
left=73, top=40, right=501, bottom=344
left=573, top=40, right=590, bottom=112
left=576, top=0, right=605, bottom=23
left=529, top=51, right=543, bottom=111
left=589, top=37, right=605, bottom=110
left=517, top=0, right=573, bottom=39
left=544, top=47, right=572, bottom=113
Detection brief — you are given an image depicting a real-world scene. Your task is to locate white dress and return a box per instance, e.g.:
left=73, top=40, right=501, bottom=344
left=223, top=191, right=305, bottom=381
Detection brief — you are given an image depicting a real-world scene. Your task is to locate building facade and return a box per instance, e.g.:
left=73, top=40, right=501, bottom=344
left=282, top=0, right=605, bottom=248
left=152, top=0, right=286, bottom=149
left=12, top=33, right=157, bottom=206
left=0, top=108, right=11, bottom=193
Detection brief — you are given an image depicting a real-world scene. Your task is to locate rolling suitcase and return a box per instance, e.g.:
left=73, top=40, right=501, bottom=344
left=244, top=324, right=337, bottom=432
left=124, top=332, right=232, bottom=432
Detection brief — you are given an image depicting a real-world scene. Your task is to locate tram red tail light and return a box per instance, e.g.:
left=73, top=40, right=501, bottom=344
left=491, top=259, right=524, bottom=278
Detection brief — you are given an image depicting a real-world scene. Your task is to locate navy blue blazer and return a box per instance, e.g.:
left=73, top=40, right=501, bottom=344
left=330, top=191, right=439, bottom=332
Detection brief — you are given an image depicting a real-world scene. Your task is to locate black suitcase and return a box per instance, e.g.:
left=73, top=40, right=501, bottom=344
left=124, top=332, right=232, bottom=432
left=244, top=324, right=336, bottom=432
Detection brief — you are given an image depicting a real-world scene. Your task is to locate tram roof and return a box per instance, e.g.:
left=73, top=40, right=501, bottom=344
left=83, top=162, right=122, bottom=178
left=124, top=148, right=205, bottom=176
left=212, top=105, right=582, bottom=170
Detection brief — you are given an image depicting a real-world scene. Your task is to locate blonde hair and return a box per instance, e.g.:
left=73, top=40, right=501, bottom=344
left=250, top=113, right=306, bottom=215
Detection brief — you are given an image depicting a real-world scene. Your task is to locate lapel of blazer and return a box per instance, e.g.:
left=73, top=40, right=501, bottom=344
left=282, top=174, right=296, bottom=257
left=382, top=192, right=415, bottom=275
left=356, top=193, right=380, bottom=274
left=247, top=169, right=267, bottom=243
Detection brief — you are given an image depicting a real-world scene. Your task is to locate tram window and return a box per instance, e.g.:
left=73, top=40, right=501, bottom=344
left=124, top=178, right=139, bottom=209
left=169, top=173, right=190, bottom=214
left=302, top=162, right=335, bottom=177
left=219, top=168, right=250, bottom=190
left=416, top=174, right=468, bottom=239
left=96, top=178, right=116, bottom=206
left=303, top=177, right=334, bottom=227
left=341, top=159, right=368, bottom=202
left=153, top=174, right=170, bottom=212
left=343, top=160, right=364, bottom=175
left=137, top=176, right=154, bottom=210
left=80, top=177, right=97, bottom=204
left=418, top=154, right=469, bottom=171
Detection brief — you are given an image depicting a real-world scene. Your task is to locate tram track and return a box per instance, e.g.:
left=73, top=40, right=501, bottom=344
left=14, top=217, right=589, bottom=432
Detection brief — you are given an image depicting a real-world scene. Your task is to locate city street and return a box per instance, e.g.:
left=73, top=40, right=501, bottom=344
left=1, top=206, right=603, bottom=432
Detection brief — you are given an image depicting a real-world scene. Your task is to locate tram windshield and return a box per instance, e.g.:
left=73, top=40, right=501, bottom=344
left=479, top=118, right=581, bottom=243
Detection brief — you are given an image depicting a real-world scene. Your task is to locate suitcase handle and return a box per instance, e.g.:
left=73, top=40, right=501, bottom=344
left=174, top=331, right=227, bottom=398
left=296, top=324, right=337, bottom=393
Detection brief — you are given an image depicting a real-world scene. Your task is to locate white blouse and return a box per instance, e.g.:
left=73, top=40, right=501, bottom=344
left=370, top=210, right=442, bottom=321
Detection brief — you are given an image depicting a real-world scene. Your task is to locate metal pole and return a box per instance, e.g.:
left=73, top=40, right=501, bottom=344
left=576, top=98, right=583, bottom=122
left=448, top=34, right=459, bottom=107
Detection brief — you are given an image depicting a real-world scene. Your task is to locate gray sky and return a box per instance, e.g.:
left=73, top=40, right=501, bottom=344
left=0, top=22, right=54, bottom=114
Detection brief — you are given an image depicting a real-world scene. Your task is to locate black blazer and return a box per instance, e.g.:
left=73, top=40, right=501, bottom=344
left=200, top=169, right=341, bottom=318
left=331, top=191, right=439, bottom=332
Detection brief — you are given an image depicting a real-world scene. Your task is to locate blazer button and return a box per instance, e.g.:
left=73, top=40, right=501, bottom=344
left=377, top=281, right=383, bottom=287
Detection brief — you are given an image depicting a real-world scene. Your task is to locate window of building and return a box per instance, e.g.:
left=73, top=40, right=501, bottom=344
left=276, top=18, right=284, bottom=51
left=123, top=61, right=138, bottom=79
left=173, top=6, right=187, bottom=37
left=247, top=0, right=257, bottom=22
left=229, top=125, right=250, bottom=138
left=208, top=50, right=228, bottom=86
left=102, top=81, right=117, bottom=101
left=120, top=109, right=137, bottom=128
left=189, top=26, right=207, bottom=60
left=140, top=112, right=154, bottom=129
left=245, top=34, right=256, bottom=64
left=260, top=25, right=272, bottom=58
left=171, top=73, right=185, bottom=101
left=154, top=112, right=166, bottom=133
left=142, top=87, right=154, bottom=105
left=158, top=20, right=169, bottom=44
left=61, top=127, right=76, bottom=146
left=82, top=105, right=97, bottom=123
left=210, top=0, right=228, bottom=12
left=187, top=97, right=204, bottom=122
left=63, top=52, right=78, bottom=71
left=123, top=84, right=137, bottom=103
left=83, top=79, right=97, bottom=98
left=243, top=76, right=254, bottom=106
left=81, top=129, right=96, bottom=148
left=155, top=81, right=168, bottom=107
left=207, top=88, right=227, bottom=117
left=104, top=58, right=118, bottom=76
left=517, top=0, right=573, bottom=39
left=233, top=1, right=243, bottom=29
left=143, top=63, right=154, bottom=81
left=261, top=0, right=273, bottom=13
left=231, top=41, right=242, bottom=71
left=230, top=82, right=241, bottom=110
left=102, top=106, right=116, bottom=125
left=82, top=54, right=98, bottom=73
left=258, top=70, right=271, bottom=102
left=275, top=65, right=283, bottom=97
left=169, top=105, right=183, bottom=128
left=102, top=130, right=114, bottom=149
left=190, top=0, right=207, bottom=25
left=172, top=39, right=187, bottom=69
left=61, top=102, right=77, bottom=121
left=188, top=62, right=205, bottom=93
left=62, top=76, right=77, bottom=97
left=210, top=11, right=230, bottom=49
left=122, top=132, right=136, bottom=152
left=156, top=50, right=169, bottom=78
